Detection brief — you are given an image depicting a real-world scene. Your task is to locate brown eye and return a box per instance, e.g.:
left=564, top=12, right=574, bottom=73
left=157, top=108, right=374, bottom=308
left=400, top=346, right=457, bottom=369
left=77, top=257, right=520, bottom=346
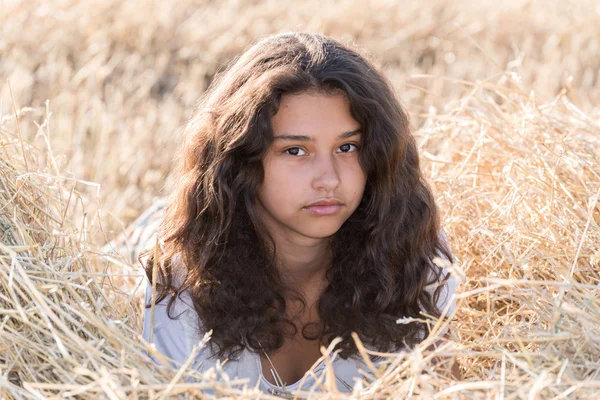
left=338, top=143, right=359, bottom=153
left=284, top=147, right=306, bottom=156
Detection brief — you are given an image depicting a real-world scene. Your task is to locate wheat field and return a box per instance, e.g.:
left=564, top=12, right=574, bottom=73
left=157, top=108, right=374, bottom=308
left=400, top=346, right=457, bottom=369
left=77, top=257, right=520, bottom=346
left=1, top=0, right=599, bottom=398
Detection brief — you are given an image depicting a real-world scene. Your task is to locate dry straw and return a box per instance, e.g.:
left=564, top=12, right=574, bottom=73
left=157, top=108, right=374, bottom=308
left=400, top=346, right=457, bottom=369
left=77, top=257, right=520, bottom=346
left=1, top=0, right=600, bottom=398
left=2, top=69, right=599, bottom=398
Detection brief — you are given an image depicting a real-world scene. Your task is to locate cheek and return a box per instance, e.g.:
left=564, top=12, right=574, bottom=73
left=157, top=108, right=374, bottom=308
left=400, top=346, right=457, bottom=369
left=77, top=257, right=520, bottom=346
left=345, top=163, right=367, bottom=192
left=263, top=162, right=289, bottom=190
left=260, top=161, right=304, bottom=202
left=355, top=179, right=367, bottom=203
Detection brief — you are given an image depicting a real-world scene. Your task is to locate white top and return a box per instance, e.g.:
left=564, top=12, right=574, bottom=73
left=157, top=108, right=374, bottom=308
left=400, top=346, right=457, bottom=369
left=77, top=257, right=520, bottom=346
left=142, top=261, right=457, bottom=395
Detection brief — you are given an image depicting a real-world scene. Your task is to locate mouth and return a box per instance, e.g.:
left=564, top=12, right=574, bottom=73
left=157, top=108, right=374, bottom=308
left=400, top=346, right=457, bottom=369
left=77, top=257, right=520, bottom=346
left=304, top=199, right=344, bottom=216
left=304, top=204, right=343, bottom=215
left=305, top=198, right=343, bottom=207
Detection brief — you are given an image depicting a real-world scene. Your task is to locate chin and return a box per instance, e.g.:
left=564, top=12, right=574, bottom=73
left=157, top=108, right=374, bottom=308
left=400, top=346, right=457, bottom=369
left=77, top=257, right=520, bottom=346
left=302, top=225, right=343, bottom=239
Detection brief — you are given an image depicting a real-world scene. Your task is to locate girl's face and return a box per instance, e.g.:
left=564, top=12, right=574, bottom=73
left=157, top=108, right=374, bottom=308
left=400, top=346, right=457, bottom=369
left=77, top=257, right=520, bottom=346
left=256, top=90, right=367, bottom=243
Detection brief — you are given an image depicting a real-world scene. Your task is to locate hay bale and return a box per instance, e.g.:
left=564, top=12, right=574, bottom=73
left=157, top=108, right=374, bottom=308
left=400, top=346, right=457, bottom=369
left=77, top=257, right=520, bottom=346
left=0, top=108, right=255, bottom=398
left=2, top=71, right=599, bottom=398
left=420, top=77, right=600, bottom=398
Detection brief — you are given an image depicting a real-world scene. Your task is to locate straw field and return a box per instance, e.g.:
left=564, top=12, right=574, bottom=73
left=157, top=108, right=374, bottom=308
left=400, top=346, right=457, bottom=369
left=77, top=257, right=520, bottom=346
left=1, top=0, right=599, bottom=398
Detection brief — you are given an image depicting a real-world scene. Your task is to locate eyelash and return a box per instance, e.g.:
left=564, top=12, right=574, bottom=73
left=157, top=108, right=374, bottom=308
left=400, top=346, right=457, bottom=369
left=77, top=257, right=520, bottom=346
left=283, top=143, right=361, bottom=156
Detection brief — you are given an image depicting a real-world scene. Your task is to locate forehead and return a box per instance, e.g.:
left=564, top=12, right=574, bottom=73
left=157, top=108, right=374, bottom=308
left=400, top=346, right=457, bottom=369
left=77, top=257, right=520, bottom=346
left=271, top=91, right=360, bottom=137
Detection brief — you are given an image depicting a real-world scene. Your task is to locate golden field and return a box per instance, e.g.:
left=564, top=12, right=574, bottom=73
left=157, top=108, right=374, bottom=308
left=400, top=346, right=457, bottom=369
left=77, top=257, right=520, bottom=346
left=1, top=0, right=599, bottom=398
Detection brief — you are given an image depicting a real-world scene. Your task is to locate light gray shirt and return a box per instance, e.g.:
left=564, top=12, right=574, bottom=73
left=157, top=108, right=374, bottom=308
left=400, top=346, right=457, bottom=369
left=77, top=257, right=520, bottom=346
left=142, top=260, right=457, bottom=395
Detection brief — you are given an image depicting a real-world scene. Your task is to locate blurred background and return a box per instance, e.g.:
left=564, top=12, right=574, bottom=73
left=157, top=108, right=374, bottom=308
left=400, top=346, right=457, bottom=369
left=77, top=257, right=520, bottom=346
left=1, top=0, right=598, bottom=248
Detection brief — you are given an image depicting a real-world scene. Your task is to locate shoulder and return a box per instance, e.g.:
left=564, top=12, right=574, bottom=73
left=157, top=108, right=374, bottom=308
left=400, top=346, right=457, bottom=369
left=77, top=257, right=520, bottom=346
left=428, top=229, right=458, bottom=316
left=431, top=264, right=458, bottom=316
left=141, top=253, right=207, bottom=367
left=143, top=252, right=196, bottom=316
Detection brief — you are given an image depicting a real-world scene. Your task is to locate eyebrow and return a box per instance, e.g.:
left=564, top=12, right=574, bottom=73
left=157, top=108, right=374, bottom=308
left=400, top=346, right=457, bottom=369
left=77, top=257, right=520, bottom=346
left=273, top=129, right=361, bottom=142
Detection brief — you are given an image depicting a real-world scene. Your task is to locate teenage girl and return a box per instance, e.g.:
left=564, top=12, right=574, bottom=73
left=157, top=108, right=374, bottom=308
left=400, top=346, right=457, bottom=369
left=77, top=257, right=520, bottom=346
left=141, top=32, right=459, bottom=395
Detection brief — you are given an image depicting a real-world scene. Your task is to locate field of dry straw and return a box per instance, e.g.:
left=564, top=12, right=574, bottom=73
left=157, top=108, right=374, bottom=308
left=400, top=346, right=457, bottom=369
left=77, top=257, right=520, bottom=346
left=1, top=0, right=599, bottom=398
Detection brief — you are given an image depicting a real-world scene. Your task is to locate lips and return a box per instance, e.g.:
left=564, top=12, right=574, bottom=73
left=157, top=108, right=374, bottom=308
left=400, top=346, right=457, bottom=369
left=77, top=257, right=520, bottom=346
left=305, top=198, right=343, bottom=207
left=304, top=198, right=343, bottom=216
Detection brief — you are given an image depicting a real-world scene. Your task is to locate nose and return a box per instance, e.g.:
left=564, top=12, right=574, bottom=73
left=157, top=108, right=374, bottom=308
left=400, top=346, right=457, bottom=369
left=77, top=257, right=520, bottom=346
left=312, top=153, right=340, bottom=193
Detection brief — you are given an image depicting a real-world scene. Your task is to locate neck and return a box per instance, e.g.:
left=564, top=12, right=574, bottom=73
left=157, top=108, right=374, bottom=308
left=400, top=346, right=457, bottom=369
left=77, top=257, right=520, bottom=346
left=274, top=242, right=330, bottom=325
left=275, top=237, right=331, bottom=295
left=254, top=201, right=333, bottom=302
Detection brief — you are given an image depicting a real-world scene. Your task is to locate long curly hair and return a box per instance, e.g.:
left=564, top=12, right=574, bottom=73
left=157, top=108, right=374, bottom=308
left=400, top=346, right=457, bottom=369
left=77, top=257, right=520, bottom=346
left=142, top=32, right=453, bottom=361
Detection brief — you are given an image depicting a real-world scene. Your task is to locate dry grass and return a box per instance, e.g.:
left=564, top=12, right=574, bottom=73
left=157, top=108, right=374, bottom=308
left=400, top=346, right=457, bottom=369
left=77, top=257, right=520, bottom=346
left=1, top=0, right=599, bottom=398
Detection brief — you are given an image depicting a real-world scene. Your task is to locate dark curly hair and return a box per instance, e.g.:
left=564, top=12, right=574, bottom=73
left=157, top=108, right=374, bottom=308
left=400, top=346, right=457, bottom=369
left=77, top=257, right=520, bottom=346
left=142, top=32, right=453, bottom=361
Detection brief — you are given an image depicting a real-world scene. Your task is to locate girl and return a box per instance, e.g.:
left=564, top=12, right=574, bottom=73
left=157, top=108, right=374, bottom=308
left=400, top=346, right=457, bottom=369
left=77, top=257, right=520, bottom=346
left=141, top=32, right=458, bottom=395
